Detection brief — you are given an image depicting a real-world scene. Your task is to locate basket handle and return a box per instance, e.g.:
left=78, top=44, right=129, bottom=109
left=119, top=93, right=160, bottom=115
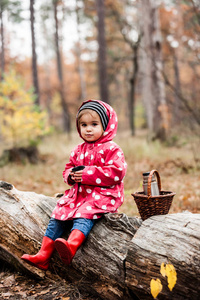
left=147, top=169, right=161, bottom=197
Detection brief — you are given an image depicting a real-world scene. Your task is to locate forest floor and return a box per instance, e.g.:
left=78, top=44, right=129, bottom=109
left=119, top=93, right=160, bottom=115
left=0, top=267, right=98, bottom=300
left=0, top=129, right=200, bottom=299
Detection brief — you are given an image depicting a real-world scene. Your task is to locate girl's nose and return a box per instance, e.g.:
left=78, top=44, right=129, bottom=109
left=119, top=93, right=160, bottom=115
left=86, top=126, right=92, bottom=131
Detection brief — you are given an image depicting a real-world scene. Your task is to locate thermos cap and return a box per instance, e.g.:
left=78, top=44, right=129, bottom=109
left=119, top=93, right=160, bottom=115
left=143, top=172, right=150, bottom=176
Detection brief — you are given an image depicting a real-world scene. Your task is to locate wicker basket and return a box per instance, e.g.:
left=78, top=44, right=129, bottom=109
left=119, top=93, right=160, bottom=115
left=132, top=170, right=176, bottom=221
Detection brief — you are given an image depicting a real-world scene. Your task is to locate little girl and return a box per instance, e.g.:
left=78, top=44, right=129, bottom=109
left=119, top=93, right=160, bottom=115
left=21, top=99, right=127, bottom=270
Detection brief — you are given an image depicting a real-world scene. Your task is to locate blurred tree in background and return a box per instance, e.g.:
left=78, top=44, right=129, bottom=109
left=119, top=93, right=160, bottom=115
left=30, top=0, right=40, bottom=105
left=0, top=0, right=22, bottom=80
left=0, top=70, right=50, bottom=147
left=139, top=0, right=169, bottom=141
left=0, top=0, right=200, bottom=144
left=53, top=0, right=71, bottom=132
left=96, top=0, right=109, bottom=104
left=160, top=0, right=200, bottom=134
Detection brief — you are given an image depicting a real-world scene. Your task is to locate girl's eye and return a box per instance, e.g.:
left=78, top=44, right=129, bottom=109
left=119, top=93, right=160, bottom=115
left=81, top=123, right=87, bottom=127
left=92, top=123, right=98, bottom=126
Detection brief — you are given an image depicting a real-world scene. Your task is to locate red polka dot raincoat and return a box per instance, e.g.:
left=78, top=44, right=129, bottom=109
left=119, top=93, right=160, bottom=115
left=51, top=100, right=127, bottom=221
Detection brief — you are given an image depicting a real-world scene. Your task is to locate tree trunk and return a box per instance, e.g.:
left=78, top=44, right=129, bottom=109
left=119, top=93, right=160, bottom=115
left=129, top=43, right=139, bottom=136
left=0, top=9, right=5, bottom=81
left=0, top=181, right=200, bottom=300
left=30, top=0, right=40, bottom=106
left=140, top=0, right=168, bottom=140
left=75, top=0, right=87, bottom=101
left=109, top=3, right=141, bottom=136
left=53, top=0, right=71, bottom=132
left=96, top=0, right=109, bottom=104
left=173, top=49, right=181, bottom=125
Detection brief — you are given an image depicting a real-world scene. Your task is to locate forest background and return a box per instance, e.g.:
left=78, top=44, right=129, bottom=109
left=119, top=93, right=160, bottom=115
left=0, top=0, right=200, bottom=218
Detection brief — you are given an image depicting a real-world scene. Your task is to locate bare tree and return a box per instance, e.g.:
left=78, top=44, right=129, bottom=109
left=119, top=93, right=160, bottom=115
left=110, top=1, right=142, bottom=136
left=30, top=0, right=40, bottom=105
left=96, top=0, right=109, bottom=104
left=0, top=0, right=22, bottom=81
left=0, top=5, right=5, bottom=81
left=139, top=0, right=169, bottom=140
left=75, top=0, right=87, bottom=101
left=53, top=0, right=71, bottom=132
left=161, top=0, right=200, bottom=130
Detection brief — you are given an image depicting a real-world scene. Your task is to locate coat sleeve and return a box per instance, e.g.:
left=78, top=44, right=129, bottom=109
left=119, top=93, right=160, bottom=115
left=81, top=145, right=127, bottom=187
left=63, top=146, right=79, bottom=186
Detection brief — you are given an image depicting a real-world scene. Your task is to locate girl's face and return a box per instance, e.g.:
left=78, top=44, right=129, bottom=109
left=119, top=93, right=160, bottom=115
left=79, top=110, right=104, bottom=142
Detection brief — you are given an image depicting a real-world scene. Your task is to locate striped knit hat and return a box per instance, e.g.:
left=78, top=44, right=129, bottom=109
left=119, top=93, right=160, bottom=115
left=78, top=101, right=109, bottom=131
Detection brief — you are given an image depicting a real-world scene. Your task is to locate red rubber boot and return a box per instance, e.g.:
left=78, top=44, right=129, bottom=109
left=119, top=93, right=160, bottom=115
left=21, top=236, right=55, bottom=270
left=55, top=229, right=86, bottom=265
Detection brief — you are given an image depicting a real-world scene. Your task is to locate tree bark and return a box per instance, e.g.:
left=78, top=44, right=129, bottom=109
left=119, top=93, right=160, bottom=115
left=172, top=49, right=181, bottom=125
left=0, top=9, right=5, bottom=81
left=129, top=42, right=140, bottom=137
left=30, top=0, right=40, bottom=106
left=0, top=181, right=200, bottom=300
left=110, top=3, right=141, bottom=136
left=53, top=0, right=71, bottom=132
left=139, top=0, right=168, bottom=140
left=75, top=0, right=87, bottom=101
left=96, top=0, right=109, bottom=104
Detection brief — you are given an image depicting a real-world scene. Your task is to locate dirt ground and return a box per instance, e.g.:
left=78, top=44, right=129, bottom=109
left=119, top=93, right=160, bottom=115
left=0, top=265, right=99, bottom=300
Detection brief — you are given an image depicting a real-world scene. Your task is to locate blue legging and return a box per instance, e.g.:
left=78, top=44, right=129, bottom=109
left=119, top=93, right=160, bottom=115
left=44, top=217, right=96, bottom=241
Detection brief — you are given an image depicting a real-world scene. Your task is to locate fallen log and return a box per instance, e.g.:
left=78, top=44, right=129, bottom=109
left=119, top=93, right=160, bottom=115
left=0, top=181, right=199, bottom=300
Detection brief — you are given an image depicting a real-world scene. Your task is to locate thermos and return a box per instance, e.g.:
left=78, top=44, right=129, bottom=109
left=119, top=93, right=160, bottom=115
left=143, top=171, right=160, bottom=196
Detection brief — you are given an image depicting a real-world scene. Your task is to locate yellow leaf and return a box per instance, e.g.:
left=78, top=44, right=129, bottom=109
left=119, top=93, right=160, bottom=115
left=150, top=278, right=163, bottom=299
left=165, top=264, right=177, bottom=291
left=160, top=262, right=166, bottom=277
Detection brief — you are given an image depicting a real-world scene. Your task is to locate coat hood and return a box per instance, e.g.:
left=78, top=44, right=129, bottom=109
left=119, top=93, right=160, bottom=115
left=76, top=99, right=118, bottom=143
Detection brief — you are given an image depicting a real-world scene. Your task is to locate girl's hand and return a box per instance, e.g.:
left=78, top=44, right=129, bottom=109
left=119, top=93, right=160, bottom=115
left=70, top=170, right=83, bottom=183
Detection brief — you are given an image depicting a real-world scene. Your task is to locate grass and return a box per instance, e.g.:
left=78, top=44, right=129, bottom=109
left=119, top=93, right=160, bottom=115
left=0, top=129, right=200, bottom=217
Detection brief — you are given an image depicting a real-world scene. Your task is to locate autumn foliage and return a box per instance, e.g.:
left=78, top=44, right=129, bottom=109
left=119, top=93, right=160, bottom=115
left=0, top=70, right=51, bottom=147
